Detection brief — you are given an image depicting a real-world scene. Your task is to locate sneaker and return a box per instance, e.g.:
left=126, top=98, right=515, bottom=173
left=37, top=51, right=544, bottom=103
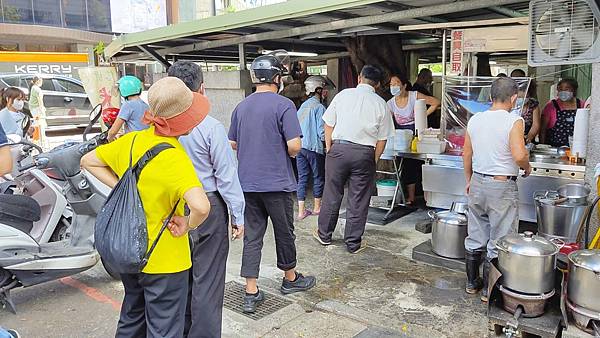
left=280, top=272, right=316, bottom=294
left=312, top=229, right=331, bottom=246
left=242, top=290, right=265, bottom=313
left=348, top=242, right=367, bottom=254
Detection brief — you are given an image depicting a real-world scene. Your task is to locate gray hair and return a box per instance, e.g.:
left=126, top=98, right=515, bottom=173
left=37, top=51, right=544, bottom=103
left=490, top=77, right=518, bottom=103
left=167, top=61, right=203, bottom=92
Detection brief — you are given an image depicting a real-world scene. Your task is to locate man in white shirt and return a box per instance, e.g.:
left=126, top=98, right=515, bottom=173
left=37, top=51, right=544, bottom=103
left=315, top=65, right=395, bottom=254
left=463, top=77, right=531, bottom=302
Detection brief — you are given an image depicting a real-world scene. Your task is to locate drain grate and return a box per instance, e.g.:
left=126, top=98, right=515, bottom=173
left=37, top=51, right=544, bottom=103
left=223, top=281, right=293, bottom=320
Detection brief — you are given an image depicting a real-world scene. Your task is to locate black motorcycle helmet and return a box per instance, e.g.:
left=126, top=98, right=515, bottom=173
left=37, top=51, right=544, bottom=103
left=250, top=54, right=287, bottom=85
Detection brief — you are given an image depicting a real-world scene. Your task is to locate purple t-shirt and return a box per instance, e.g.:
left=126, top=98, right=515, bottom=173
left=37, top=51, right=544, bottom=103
left=228, top=92, right=302, bottom=192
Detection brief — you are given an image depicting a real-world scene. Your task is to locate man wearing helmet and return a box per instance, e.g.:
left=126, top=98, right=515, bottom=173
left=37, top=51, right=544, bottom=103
left=108, top=75, right=149, bottom=141
left=229, top=53, right=316, bottom=314
left=295, top=76, right=327, bottom=220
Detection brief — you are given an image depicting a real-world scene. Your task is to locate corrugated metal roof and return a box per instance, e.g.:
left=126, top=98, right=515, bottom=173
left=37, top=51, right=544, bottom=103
left=107, top=0, right=530, bottom=64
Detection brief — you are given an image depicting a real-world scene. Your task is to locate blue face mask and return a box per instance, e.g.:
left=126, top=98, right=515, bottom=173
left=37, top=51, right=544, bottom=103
left=390, top=86, right=401, bottom=96
left=558, top=90, right=573, bottom=102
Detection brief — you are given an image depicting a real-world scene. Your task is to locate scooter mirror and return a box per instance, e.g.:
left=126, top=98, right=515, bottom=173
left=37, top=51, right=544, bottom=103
left=89, top=104, right=102, bottom=121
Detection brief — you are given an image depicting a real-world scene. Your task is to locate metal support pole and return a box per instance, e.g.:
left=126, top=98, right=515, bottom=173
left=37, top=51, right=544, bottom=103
left=209, top=0, right=216, bottom=16
left=138, top=45, right=172, bottom=68
left=238, top=43, right=246, bottom=70
left=441, top=29, right=447, bottom=137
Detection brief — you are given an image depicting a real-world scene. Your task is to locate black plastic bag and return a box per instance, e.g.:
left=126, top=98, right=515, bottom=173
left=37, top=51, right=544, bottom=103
left=94, top=136, right=175, bottom=274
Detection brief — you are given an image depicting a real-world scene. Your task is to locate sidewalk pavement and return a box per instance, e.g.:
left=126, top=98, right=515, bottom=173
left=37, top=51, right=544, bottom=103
left=222, top=208, right=488, bottom=338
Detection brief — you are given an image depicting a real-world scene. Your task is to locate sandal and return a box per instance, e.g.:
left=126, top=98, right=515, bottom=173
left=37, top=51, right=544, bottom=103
left=297, top=210, right=312, bottom=221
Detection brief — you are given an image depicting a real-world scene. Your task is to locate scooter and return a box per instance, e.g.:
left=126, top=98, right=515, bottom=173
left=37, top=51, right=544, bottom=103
left=0, top=110, right=113, bottom=314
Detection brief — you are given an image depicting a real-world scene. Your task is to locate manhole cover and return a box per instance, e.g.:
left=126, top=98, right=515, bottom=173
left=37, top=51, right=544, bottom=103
left=223, top=281, right=293, bottom=320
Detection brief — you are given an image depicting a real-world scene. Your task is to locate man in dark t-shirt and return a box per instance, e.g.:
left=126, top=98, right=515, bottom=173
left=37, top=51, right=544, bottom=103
left=229, top=54, right=316, bottom=314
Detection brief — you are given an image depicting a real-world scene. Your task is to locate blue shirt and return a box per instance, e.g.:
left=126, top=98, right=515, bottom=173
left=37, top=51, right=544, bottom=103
left=118, top=99, right=149, bottom=133
left=0, top=108, right=24, bottom=137
left=228, top=92, right=302, bottom=193
left=0, top=123, right=7, bottom=147
left=180, top=116, right=245, bottom=226
left=297, top=96, right=326, bottom=154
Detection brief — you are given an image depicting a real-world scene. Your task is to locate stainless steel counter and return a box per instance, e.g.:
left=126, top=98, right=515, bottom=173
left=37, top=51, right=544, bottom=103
left=384, top=151, right=587, bottom=222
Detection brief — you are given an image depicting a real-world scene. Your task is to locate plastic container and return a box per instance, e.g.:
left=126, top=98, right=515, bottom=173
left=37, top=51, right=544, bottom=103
left=376, top=179, right=397, bottom=197
left=417, top=140, right=446, bottom=154
left=395, top=130, right=413, bottom=151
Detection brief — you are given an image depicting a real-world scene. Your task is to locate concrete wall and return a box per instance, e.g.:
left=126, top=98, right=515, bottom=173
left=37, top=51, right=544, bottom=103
left=584, top=62, right=600, bottom=244
left=203, top=70, right=253, bottom=130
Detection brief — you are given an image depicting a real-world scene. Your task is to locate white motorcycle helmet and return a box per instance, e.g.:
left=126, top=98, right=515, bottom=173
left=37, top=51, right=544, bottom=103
left=304, top=75, right=327, bottom=96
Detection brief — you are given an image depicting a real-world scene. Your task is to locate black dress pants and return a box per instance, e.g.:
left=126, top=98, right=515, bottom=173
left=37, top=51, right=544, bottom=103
left=184, top=193, right=229, bottom=338
left=317, top=143, right=375, bottom=251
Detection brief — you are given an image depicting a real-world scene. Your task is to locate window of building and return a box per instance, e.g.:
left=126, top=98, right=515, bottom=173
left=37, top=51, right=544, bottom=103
left=87, top=0, right=111, bottom=32
left=61, top=0, right=87, bottom=29
left=33, top=0, right=62, bottom=26
left=2, top=1, right=34, bottom=24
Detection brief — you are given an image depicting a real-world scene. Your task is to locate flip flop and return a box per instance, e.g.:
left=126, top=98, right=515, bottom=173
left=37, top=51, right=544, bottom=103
left=297, top=210, right=312, bottom=221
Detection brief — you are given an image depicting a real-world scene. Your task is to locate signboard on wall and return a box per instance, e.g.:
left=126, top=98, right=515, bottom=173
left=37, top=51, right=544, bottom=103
left=462, top=25, right=528, bottom=53
left=0, top=52, right=89, bottom=79
left=450, top=30, right=464, bottom=75
left=110, top=0, right=167, bottom=33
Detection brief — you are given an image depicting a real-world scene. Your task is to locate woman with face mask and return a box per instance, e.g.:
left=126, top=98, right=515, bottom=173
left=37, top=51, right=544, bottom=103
left=387, top=73, right=440, bottom=205
left=540, top=78, right=583, bottom=147
left=520, top=80, right=541, bottom=144
left=0, top=87, right=27, bottom=137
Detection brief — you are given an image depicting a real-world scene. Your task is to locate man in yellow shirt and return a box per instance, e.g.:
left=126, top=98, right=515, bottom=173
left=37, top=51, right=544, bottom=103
left=81, top=77, right=211, bottom=338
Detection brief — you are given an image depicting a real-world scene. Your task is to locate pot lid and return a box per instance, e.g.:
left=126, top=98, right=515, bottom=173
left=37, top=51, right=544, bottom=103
left=496, top=231, right=558, bottom=256
left=569, top=250, right=600, bottom=273
left=432, top=211, right=467, bottom=225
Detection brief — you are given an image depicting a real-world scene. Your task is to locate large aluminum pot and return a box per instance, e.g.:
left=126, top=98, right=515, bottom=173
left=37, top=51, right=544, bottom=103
left=428, top=210, right=467, bottom=259
left=567, top=250, right=600, bottom=312
left=558, top=183, right=591, bottom=205
left=534, top=193, right=588, bottom=243
left=496, top=231, right=558, bottom=294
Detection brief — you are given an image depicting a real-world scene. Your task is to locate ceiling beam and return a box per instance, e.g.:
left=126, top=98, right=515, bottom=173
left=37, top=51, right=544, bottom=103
left=114, top=0, right=527, bottom=62
left=397, top=17, right=528, bottom=31
left=488, top=6, right=527, bottom=18
left=137, top=45, right=172, bottom=68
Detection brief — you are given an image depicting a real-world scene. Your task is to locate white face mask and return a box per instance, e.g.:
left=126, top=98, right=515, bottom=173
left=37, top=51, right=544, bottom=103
left=12, top=99, right=24, bottom=111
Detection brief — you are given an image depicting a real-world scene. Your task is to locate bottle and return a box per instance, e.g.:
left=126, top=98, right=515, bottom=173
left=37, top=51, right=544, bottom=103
left=410, top=130, right=419, bottom=152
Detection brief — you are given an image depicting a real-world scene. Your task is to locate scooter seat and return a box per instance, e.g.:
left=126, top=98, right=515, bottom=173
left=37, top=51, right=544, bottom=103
left=0, top=194, right=41, bottom=234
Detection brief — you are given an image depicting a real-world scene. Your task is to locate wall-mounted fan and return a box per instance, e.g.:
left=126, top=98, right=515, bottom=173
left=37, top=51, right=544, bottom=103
left=528, top=0, right=600, bottom=66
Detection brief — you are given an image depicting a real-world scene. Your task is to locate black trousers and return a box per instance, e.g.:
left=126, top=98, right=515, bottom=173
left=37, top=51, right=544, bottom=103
left=184, top=193, right=229, bottom=338
left=116, top=270, right=188, bottom=338
left=241, top=192, right=297, bottom=278
left=317, top=143, right=375, bottom=251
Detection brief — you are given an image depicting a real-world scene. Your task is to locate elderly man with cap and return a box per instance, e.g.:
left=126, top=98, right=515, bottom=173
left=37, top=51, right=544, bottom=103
left=229, top=53, right=316, bottom=314
left=315, top=65, right=395, bottom=253
left=168, top=61, right=245, bottom=338
left=463, top=76, right=531, bottom=303
left=81, top=77, right=211, bottom=338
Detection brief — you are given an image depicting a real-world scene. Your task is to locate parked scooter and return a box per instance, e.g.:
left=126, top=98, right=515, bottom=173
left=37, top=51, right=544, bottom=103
left=0, top=109, right=112, bottom=313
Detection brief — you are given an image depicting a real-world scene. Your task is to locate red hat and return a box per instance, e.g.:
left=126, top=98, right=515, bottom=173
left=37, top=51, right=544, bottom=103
left=143, top=77, right=210, bottom=137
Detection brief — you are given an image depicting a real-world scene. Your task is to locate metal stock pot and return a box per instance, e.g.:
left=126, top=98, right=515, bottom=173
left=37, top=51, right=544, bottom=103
left=568, top=250, right=600, bottom=312
left=496, top=231, right=558, bottom=294
left=428, top=210, right=467, bottom=259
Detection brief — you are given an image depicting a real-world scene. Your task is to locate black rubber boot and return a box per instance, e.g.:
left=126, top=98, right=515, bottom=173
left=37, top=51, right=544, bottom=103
left=481, top=260, right=490, bottom=302
left=465, top=250, right=483, bottom=294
